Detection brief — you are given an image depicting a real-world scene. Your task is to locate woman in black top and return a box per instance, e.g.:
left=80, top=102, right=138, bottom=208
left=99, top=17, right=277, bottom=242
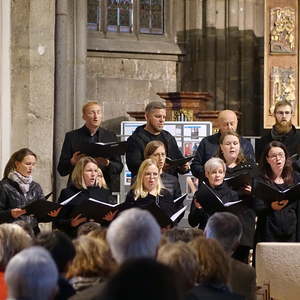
left=217, top=131, right=256, bottom=263
left=0, top=148, right=47, bottom=234
left=254, top=141, right=300, bottom=243
left=144, top=140, right=182, bottom=201
left=55, top=156, right=116, bottom=237
left=125, top=158, right=175, bottom=224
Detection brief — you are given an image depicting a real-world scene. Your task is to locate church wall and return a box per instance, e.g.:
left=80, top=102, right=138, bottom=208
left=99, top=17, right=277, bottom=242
left=86, top=54, right=178, bottom=134
left=10, top=0, right=55, bottom=197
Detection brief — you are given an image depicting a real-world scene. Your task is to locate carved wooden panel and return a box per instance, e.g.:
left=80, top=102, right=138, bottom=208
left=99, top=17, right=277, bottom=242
left=264, top=0, right=299, bottom=128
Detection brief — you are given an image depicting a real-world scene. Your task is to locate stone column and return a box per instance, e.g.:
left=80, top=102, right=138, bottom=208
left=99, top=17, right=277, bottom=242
left=0, top=0, right=11, bottom=174
left=54, top=0, right=87, bottom=196
left=10, top=0, right=55, bottom=197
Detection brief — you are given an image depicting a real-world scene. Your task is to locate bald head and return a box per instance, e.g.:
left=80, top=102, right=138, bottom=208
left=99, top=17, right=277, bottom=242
left=217, top=110, right=238, bottom=134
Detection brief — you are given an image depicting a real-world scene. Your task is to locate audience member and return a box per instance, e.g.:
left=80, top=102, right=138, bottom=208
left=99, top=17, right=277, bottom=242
left=191, top=110, right=255, bottom=180
left=0, top=148, right=50, bottom=234
left=99, top=258, right=183, bottom=300
left=204, top=212, right=256, bottom=300
left=256, top=100, right=300, bottom=170
left=13, top=219, right=35, bottom=238
left=35, top=231, right=76, bottom=300
left=107, top=208, right=161, bottom=264
left=77, top=221, right=102, bottom=236
left=187, top=237, right=243, bottom=300
left=55, top=157, right=116, bottom=237
left=66, top=235, right=116, bottom=292
left=125, top=158, right=176, bottom=221
left=157, top=241, right=198, bottom=292
left=161, top=227, right=203, bottom=244
left=126, top=101, right=189, bottom=178
left=57, top=101, right=123, bottom=191
left=5, top=246, right=58, bottom=300
left=0, top=223, right=32, bottom=300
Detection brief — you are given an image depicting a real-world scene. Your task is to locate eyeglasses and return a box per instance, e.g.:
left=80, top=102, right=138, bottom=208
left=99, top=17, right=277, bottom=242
left=268, top=152, right=285, bottom=160
left=275, top=111, right=291, bottom=116
left=144, top=172, right=159, bottom=178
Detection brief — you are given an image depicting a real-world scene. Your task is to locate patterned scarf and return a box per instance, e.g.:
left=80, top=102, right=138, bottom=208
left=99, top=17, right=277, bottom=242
left=8, top=171, right=32, bottom=195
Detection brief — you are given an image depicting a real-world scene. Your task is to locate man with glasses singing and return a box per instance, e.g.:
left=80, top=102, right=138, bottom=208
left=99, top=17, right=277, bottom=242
left=256, top=100, right=300, bottom=169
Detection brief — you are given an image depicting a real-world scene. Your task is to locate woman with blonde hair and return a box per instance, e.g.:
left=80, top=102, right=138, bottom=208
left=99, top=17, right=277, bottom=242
left=125, top=158, right=175, bottom=220
left=66, top=235, right=116, bottom=292
left=55, top=156, right=116, bottom=237
left=0, top=223, right=32, bottom=299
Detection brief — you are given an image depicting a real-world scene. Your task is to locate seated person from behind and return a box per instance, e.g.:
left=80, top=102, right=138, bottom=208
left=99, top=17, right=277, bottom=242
left=55, top=156, right=116, bottom=238
left=57, top=101, right=123, bottom=192
left=125, top=158, right=175, bottom=222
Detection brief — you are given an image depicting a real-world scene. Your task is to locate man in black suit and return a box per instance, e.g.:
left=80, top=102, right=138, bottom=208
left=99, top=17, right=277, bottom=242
left=57, top=101, right=123, bottom=191
left=204, top=212, right=256, bottom=300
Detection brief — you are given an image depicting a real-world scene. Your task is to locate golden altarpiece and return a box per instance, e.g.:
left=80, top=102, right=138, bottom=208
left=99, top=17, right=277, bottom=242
left=264, top=0, right=299, bottom=128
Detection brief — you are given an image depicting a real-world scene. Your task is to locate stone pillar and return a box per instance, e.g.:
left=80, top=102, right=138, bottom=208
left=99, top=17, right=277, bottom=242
left=54, top=0, right=87, bottom=196
left=10, top=0, right=55, bottom=197
left=0, top=0, right=11, bottom=174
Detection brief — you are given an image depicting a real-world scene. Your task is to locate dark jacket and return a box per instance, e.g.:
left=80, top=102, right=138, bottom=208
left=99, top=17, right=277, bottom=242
left=0, top=178, right=45, bottom=230
left=253, top=172, right=300, bottom=243
left=125, top=189, right=175, bottom=219
left=57, top=125, right=123, bottom=191
left=125, top=125, right=185, bottom=177
left=256, top=125, right=300, bottom=171
left=54, top=185, right=116, bottom=237
left=191, top=180, right=255, bottom=248
left=190, top=132, right=255, bottom=180
left=186, top=283, right=244, bottom=300
left=229, top=258, right=256, bottom=300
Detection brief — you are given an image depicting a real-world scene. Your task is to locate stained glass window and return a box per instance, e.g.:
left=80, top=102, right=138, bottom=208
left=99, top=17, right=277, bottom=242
left=140, top=0, right=163, bottom=34
left=88, top=0, right=100, bottom=31
left=87, top=0, right=164, bottom=35
left=107, top=0, right=133, bottom=33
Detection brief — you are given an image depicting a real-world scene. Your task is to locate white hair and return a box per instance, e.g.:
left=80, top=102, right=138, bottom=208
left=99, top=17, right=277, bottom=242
left=107, top=208, right=161, bottom=264
left=204, top=157, right=226, bottom=174
left=5, top=246, right=58, bottom=300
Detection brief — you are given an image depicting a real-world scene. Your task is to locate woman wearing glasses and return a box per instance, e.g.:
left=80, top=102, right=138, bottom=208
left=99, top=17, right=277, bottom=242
left=254, top=141, right=300, bottom=244
left=125, top=158, right=175, bottom=221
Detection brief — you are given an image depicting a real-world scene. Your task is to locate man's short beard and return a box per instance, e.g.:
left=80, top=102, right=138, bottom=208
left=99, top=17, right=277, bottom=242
left=274, top=119, right=293, bottom=134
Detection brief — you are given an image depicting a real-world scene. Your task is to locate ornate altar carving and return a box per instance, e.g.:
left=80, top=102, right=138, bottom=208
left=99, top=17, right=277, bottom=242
left=270, top=7, right=296, bottom=53
left=270, top=66, right=296, bottom=114
left=157, top=91, right=212, bottom=121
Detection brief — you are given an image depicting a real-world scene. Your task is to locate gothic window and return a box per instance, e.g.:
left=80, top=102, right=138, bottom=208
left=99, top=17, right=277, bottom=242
left=88, top=0, right=164, bottom=35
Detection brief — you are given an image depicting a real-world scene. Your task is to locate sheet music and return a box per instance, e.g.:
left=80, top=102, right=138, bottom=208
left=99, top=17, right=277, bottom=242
left=60, top=191, right=81, bottom=206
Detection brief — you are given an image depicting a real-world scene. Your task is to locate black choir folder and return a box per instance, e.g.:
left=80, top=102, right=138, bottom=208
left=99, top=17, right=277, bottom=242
left=198, top=182, right=242, bottom=214
left=72, top=198, right=187, bottom=227
left=145, top=203, right=187, bottom=228
left=76, top=141, right=127, bottom=158
left=254, top=181, right=300, bottom=204
left=24, top=200, right=62, bottom=222
left=165, top=156, right=194, bottom=167
left=70, top=198, right=131, bottom=223
left=224, top=172, right=252, bottom=190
